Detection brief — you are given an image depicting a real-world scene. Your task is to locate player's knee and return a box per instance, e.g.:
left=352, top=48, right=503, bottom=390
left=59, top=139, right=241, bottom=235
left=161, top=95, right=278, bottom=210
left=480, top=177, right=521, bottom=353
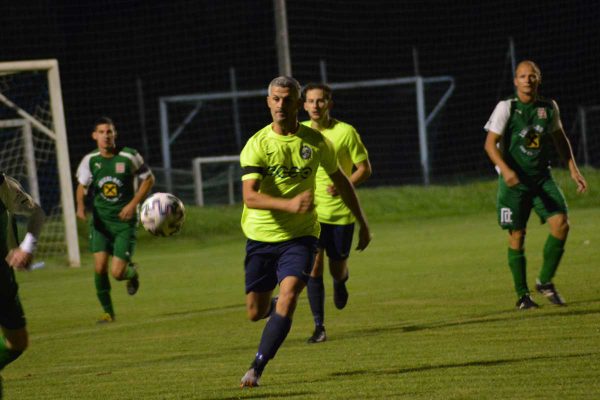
left=246, top=307, right=263, bottom=322
left=329, top=260, right=348, bottom=280
left=553, top=216, right=570, bottom=237
left=6, top=332, right=28, bottom=352
left=508, top=229, right=525, bottom=249
left=110, top=269, right=125, bottom=280
left=275, top=291, right=299, bottom=316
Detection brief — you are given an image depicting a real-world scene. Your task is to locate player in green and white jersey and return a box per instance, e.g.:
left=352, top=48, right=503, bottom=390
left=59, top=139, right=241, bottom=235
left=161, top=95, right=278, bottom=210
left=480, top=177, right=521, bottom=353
left=239, top=76, right=371, bottom=388
left=76, top=117, right=154, bottom=323
left=301, top=83, right=372, bottom=343
left=484, top=61, right=587, bottom=309
left=0, top=173, right=46, bottom=397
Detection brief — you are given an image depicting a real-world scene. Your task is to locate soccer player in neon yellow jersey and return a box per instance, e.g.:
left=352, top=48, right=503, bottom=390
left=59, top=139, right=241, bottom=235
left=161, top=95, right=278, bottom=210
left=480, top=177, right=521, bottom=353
left=484, top=60, right=587, bottom=309
left=0, top=172, right=46, bottom=397
left=76, top=117, right=154, bottom=323
left=301, top=83, right=372, bottom=343
left=239, top=76, right=371, bottom=388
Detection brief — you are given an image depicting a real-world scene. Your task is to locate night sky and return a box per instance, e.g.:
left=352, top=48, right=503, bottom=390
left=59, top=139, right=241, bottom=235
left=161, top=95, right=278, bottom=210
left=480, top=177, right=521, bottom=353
left=2, top=0, right=599, bottom=193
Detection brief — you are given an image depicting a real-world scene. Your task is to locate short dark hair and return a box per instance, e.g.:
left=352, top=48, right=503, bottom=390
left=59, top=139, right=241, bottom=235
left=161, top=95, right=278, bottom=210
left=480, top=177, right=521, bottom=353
left=302, top=83, right=332, bottom=101
left=93, top=116, right=115, bottom=131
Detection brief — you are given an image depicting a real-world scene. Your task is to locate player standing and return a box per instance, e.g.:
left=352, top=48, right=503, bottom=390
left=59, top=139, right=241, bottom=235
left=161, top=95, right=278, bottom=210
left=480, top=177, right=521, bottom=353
left=301, top=83, right=371, bottom=343
left=76, top=117, right=154, bottom=323
left=239, top=76, right=371, bottom=387
left=484, top=60, right=587, bottom=309
left=0, top=173, right=46, bottom=397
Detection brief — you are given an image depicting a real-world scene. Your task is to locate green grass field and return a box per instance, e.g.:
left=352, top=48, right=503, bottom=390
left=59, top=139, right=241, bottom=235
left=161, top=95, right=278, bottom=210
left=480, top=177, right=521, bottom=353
left=4, top=170, right=600, bottom=399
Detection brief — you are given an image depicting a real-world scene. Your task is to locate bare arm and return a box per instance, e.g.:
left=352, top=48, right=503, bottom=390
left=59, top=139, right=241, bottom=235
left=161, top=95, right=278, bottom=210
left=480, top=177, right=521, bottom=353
left=350, top=159, right=372, bottom=186
left=484, top=131, right=520, bottom=187
left=551, top=128, right=587, bottom=193
left=328, top=159, right=372, bottom=196
left=76, top=184, right=87, bottom=220
left=328, top=169, right=371, bottom=251
left=242, top=179, right=314, bottom=214
left=119, top=175, right=155, bottom=221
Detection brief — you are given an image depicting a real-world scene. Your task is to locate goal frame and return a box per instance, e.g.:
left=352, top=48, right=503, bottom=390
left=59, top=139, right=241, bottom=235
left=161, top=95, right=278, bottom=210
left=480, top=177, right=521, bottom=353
left=0, top=59, right=80, bottom=267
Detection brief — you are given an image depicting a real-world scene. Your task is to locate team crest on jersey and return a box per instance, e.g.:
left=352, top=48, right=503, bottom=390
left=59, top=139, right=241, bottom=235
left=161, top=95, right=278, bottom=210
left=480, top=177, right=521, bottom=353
left=300, top=145, right=312, bottom=160
left=116, top=162, right=125, bottom=173
left=537, top=108, right=547, bottom=119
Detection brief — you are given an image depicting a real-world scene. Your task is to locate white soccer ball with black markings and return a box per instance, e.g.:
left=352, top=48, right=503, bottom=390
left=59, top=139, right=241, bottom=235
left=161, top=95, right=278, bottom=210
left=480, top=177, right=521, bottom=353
left=140, top=192, right=185, bottom=236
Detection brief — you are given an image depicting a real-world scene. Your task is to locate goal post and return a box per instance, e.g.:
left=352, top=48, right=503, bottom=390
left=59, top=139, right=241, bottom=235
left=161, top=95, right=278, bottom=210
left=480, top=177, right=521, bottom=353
left=0, top=59, right=80, bottom=267
left=192, top=155, right=240, bottom=206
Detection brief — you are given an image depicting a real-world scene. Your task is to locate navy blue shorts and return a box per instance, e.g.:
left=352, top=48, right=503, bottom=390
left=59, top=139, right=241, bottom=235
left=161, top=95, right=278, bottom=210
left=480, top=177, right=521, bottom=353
left=244, top=236, right=318, bottom=294
left=318, top=222, right=355, bottom=261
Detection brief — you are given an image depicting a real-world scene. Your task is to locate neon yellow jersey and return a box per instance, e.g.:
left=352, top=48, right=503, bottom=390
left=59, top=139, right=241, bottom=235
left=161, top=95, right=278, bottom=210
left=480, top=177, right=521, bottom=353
left=301, top=119, right=369, bottom=224
left=240, top=124, right=338, bottom=242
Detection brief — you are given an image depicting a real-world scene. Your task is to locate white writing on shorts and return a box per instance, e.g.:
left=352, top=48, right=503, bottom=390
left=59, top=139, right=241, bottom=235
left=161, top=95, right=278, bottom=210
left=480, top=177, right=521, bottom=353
left=500, top=207, right=513, bottom=224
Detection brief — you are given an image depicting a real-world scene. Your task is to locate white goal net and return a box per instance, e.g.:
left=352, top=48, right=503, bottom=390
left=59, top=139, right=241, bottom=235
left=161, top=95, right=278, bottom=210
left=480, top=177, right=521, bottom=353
left=0, top=60, right=79, bottom=267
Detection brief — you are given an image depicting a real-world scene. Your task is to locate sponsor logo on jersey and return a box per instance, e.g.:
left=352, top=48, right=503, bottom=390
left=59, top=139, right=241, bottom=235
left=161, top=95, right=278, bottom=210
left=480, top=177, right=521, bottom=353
left=537, top=108, right=547, bottom=119
left=98, top=176, right=124, bottom=202
left=94, top=162, right=102, bottom=170
left=300, top=145, right=312, bottom=160
left=500, top=207, right=513, bottom=224
left=102, top=183, right=118, bottom=198
left=116, top=162, right=125, bottom=173
left=519, top=126, right=542, bottom=149
left=266, top=165, right=312, bottom=179
left=524, top=130, right=540, bottom=148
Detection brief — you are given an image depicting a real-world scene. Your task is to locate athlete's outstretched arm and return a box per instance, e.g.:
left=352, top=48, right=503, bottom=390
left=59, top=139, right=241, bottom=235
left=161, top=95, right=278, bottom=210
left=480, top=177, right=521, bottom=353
left=242, top=179, right=313, bottom=214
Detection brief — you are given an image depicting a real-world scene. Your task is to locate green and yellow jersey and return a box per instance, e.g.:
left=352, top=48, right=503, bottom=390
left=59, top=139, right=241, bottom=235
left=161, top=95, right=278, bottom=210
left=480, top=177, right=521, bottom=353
left=485, top=96, right=561, bottom=180
left=76, top=147, right=152, bottom=223
left=240, top=124, right=338, bottom=242
left=301, top=119, right=369, bottom=224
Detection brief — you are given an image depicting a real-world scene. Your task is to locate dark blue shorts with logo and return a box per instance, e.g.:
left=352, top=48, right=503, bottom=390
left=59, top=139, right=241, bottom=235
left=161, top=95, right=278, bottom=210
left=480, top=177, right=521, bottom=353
left=244, top=236, right=318, bottom=294
left=318, top=222, right=355, bottom=261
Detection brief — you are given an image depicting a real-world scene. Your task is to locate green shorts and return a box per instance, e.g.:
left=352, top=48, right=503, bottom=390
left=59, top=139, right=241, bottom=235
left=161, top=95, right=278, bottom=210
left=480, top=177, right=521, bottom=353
left=496, top=175, right=568, bottom=230
left=0, top=263, right=26, bottom=330
left=90, top=216, right=137, bottom=261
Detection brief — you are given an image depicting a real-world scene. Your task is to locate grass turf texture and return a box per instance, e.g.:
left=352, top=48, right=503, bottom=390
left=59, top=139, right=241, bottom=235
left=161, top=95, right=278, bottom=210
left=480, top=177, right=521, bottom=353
left=4, top=169, right=600, bottom=399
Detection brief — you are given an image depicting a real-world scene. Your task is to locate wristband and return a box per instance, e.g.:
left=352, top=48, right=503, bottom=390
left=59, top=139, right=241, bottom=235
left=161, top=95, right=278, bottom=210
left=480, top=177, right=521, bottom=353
left=19, top=232, right=37, bottom=254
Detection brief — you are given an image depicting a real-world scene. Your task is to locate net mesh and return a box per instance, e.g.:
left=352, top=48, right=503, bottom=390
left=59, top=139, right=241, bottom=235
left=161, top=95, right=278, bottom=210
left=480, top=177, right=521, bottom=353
left=2, top=1, right=599, bottom=206
left=0, top=70, right=67, bottom=257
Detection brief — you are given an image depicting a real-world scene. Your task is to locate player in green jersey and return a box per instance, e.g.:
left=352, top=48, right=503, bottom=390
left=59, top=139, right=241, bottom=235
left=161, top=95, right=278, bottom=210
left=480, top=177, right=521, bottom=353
left=301, top=83, right=372, bottom=343
left=239, top=77, right=371, bottom=388
left=484, top=61, right=587, bottom=309
left=0, top=173, right=46, bottom=398
left=76, top=117, right=154, bottom=323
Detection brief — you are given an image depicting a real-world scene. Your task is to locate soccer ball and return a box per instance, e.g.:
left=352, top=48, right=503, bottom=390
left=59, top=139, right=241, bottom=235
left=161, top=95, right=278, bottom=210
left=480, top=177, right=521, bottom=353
left=140, top=192, right=185, bottom=236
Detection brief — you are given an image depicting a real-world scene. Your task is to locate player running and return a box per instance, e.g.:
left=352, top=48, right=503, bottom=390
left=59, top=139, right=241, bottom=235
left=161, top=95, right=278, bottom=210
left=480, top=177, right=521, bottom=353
left=239, top=76, right=371, bottom=387
left=76, top=117, right=154, bottom=323
left=301, top=83, right=372, bottom=343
